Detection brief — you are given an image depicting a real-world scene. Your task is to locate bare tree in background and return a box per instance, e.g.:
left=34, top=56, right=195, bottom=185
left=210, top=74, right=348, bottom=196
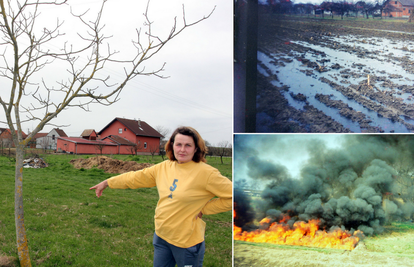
left=216, top=140, right=232, bottom=164
left=148, top=142, right=159, bottom=158
left=128, top=143, right=138, bottom=155
left=94, top=143, right=105, bottom=155
left=39, top=136, right=52, bottom=152
left=155, top=125, right=170, bottom=159
left=0, top=0, right=214, bottom=265
left=155, top=125, right=171, bottom=141
left=128, top=140, right=144, bottom=155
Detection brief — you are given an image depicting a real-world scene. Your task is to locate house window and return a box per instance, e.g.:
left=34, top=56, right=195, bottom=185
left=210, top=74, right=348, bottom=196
left=124, top=128, right=127, bottom=131
left=52, top=135, right=55, bottom=140
left=118, top=128, right=122, bottom=134
left=144, top=142, right=147, bottom=149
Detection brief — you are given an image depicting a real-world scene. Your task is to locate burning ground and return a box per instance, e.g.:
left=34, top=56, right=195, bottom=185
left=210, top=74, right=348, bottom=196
left=234, top=134, right=414, bottom=265
left=255, top=14, right=414, bottom=133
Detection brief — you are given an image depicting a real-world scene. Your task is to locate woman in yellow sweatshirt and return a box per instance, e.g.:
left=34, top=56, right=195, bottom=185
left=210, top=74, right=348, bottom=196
left=89, top=126, right=232, bottom=267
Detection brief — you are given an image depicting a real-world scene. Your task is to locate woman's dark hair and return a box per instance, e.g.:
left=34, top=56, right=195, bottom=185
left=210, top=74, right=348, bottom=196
left=165, top=126, right=207, bottom=163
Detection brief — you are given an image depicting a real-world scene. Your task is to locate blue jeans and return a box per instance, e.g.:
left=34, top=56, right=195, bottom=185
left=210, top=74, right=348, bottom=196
left=153, top=233, right=205, bottom=267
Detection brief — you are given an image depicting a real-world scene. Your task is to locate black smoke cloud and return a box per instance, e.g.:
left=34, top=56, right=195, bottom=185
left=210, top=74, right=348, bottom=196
left=234, top=188, right=255, bottom=229
left=234, top=135, right=414, bottom=235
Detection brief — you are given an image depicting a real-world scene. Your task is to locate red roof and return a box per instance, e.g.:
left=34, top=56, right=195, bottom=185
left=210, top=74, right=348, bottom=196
left=398, top=0, right=414, bottom=6
left=103, top=135, right=137, bottom=146
left=57, top=137, right=117, bottom=146
left=54, top=128, right=68, bottom=137
left=98, top=118, right=163, bottom=138
left=81, top=129, right=97, bottom=137
left=34, top=133, right=48, bottom=138
left=1, top=129, right=27, bottom=139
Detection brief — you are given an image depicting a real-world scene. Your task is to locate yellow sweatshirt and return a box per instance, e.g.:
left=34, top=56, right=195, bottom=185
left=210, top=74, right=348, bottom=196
left=107, top=160, right=232, bottom=248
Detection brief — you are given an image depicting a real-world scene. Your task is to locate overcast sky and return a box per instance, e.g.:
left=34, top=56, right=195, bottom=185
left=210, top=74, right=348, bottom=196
left=1, top=0, right=232, bottom=145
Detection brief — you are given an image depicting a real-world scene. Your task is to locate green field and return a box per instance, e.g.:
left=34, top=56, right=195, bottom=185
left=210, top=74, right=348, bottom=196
left=0, top=153, right=232, bottom=267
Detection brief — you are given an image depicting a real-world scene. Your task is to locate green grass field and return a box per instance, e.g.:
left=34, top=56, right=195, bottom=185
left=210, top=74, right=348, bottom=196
left=0, top=153, right=232, bottom=266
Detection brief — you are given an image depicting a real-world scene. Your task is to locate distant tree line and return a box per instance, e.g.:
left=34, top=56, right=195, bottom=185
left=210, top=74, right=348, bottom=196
left=265, top=0, right=398, bottom=20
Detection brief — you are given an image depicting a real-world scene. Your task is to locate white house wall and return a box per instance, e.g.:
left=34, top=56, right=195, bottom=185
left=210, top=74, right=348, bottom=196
left=36, top=129, right=61, bottom=150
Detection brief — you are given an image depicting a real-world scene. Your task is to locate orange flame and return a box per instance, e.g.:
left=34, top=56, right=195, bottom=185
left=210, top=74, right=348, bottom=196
left=234, top=213, right=362, bottom=250
left=259, top=217, right=271, bottom=225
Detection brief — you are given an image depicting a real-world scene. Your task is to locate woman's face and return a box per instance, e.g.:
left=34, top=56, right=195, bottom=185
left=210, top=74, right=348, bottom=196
left=173, top=133, right=197, bottom=164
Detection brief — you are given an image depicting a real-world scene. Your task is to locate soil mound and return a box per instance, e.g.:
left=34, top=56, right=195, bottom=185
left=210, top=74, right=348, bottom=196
left=70, top=156, right=154, bottom=174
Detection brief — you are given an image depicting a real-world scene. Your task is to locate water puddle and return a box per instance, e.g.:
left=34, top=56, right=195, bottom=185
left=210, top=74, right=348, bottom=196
left=257, top=39, right=412, bottom=133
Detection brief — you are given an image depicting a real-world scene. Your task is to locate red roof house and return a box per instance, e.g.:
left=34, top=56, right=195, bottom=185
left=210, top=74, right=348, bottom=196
left=98, top=118, right=163, bottom=154
left=0, top=129, right=28, bottom=147
left=102, top=135, right=139, bottom=155
left=57, top=137, right=117, bottom=155
left=81, top=129, right=98, bottom=140
left=56, top=118, right=163, bottom=155
left=383, top=0, right=414, bottom=17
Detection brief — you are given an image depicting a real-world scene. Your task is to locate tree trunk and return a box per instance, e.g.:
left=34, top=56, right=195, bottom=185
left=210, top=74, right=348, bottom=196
left=409, top=11, right=414, bottom=22
left=15, top=144, right=32, bottom=266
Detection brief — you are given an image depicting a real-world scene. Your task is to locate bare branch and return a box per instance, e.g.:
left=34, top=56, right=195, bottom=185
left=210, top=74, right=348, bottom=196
left=0, top=0, right=214, bottom=143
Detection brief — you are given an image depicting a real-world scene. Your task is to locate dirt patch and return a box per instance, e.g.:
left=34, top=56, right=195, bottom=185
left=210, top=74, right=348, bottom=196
left=234, top=240, right=414, bottom=267
left=0, top=255, right=18, bottom=267
left=70, top=156, right=154, bottom=174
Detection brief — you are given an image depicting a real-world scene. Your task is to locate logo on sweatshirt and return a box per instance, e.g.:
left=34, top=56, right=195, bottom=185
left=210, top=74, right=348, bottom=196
left=168, top=179, right=178, bottom=199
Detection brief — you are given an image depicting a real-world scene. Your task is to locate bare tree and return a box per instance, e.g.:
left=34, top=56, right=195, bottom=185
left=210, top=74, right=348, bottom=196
left=129, top=139, right=145, bottom=155
left=128, top=141, right=144, bottom=155
left=155, top=125, right=171, bottom=141
left=356, top=1, right=375, bottom=18
left=39, top=136, right=52, bottom=152
left=216, top=140, right=232, bottom=164
left=0, top=130, right=14, bottom=156
left=94, top=143, right=105, bottom=155
left=128, top=144, right=138, bottom=155
left=204, top=140, right=214, bottom=158
left=0, top=1, right=214, bottom=265
left=148, top=142, right=160, bottom=158
left=155, top=125, right=170, bottom=157
left=159, top=145, right=166, bottom=160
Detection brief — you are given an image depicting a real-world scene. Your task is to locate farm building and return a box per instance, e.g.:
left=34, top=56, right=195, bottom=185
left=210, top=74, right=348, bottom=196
left=80, top=129, right=98, bottom=140
left=0, top=129, right=28, bottom=148
left=36, top=128, right=68, bottom=150
left=56, top=137, right=118, bottom=155
left=56, top=118, right=163, bottom=155
left=383, top=0, right=414, bottom=17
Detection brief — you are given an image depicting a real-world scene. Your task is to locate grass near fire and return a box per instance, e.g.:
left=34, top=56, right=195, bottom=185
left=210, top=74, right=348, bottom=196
left=363, top=222, right=414, bottom=258
left=0, top=153, right=232, bottom=266
left=234, top=222, right=414, bottom=259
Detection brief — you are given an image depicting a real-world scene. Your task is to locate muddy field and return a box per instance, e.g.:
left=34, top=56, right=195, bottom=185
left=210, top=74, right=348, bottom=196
left=235, top=228, right=414, bottom=266
left=257, top=15, right=414, bottom=133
